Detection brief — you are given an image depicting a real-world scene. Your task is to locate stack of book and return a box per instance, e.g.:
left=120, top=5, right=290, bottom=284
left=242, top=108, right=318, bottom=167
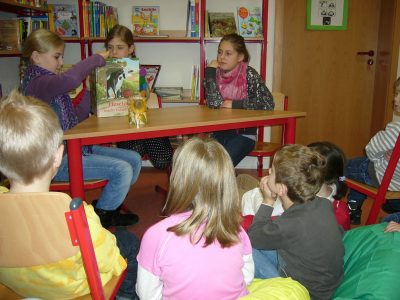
left=154, top=87, right=183, bottom=101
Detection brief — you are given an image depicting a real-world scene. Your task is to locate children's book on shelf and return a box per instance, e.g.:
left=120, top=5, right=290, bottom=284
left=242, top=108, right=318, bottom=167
left=50, top=4, right=79, bottom=37
left=208, top=12, right=237, bottom=37
left=91, top=58, right=140, bottom=118
left=185, top=0, right=199, bottom=37
left=154, top=87, right=183, bottom=101
left=0, top=19, right=21, bottom=51
left=140, top=65, right=161, bottom=92
left=237, top=7, right=263, bottom=38
left=132, top=6, right=160, bottom=36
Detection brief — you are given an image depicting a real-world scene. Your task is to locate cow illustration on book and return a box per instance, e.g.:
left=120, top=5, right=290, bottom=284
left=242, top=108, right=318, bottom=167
left=107, top=68, right=125, bottom=99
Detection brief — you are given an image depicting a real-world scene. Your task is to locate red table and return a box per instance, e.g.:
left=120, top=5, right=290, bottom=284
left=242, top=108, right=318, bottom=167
left=64, top=106, right=306, bottom=199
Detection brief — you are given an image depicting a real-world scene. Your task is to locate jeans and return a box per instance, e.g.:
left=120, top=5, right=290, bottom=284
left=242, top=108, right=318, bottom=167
left=212, top=131, right=255, bottom=167
left=114, top=228, right=140, bottom=300
left=252, top=248, right=285, bottom=279
left=54, top=145, right=142, bottom=210
left=382, top=212, right=400, bottom=223
left=345, top=157, right=378, bottom=207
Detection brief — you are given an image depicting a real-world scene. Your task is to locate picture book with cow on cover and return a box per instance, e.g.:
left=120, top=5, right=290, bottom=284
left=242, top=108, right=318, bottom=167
left=91, top=58, right=140, bottom=117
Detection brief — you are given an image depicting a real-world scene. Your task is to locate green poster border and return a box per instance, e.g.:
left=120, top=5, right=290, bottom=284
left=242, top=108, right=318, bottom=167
left=306, top=0, right=348, bottom=30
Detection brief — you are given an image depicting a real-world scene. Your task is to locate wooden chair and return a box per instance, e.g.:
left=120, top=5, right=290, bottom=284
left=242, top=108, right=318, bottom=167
left=50, top=179, right=108, bottom=192
left=248, top=92, right=289, bottom=177
left=345, top=132, right=400, bottom=225
left=0, top=192, right=125, bottom=300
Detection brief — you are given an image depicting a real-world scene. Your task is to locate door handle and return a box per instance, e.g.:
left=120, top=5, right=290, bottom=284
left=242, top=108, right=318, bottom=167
left=357, top=50, right=374, bottom=57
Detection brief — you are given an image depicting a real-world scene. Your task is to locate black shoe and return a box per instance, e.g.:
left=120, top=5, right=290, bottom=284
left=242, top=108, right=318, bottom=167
left=348, top=200, right=362, bottom=225
left=349, top=210, right=361, bottom=225
left=94, top=208, right=139, bottom=228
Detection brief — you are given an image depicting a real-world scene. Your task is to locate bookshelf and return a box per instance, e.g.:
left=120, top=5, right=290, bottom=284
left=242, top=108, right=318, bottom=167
left=82, top=0, right=268, bottom=105
left=0, top=0, right=49, bottom=57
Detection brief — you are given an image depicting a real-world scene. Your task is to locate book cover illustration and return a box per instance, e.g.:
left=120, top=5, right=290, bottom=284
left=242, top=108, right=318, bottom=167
left=0, top=20, right=21, bottom=51
left=140, top=65, right=161, bottom=91
left=92, top=58, right=140, bottom=117
left=208, top=12, right=237, bottom=37
left=237, top=7, right=263, bottom=37
left=132, top=6, right=160, bottom=36
left=52, top=4, right=79, bottom=37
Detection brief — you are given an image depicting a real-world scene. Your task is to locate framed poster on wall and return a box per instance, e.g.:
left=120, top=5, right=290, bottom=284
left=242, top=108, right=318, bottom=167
left=306, top=0, right=348, bottom=30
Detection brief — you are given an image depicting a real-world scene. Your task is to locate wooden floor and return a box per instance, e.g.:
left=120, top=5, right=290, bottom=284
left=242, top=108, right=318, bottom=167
left=84, top=167, right=388, bottom=239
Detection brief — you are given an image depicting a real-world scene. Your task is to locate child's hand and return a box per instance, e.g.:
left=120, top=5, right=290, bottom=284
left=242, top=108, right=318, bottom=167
left=384, top=221, right=400, bottom=232
left=208, top=59, right=219, bottom=68
left=96, top=50, right=110, bottom=60
left=221, top=100, right=232, bottom=108
left=259, top=176, right=277, bottom=206
left=384, top=149, right=393, bottom=161
left=85, top=76, right=91, bottom=91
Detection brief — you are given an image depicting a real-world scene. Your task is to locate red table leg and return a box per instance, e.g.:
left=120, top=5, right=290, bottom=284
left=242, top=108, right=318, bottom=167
left=284, top=117, right=297, bottom=144
left=67, top=139, right=85, bottom=199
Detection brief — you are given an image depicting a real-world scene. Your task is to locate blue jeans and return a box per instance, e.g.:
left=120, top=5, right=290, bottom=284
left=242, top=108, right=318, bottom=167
left=345, top=157, right=378, bottom=206
left=114, top=228, right=140, bottom=299
left=382, top=212, right=400, bottom=223
left=212, top=131, right=255, bottom=167
left=252, top=248, right=286, bottom=279
left=54, top=145, right=142, bottom=210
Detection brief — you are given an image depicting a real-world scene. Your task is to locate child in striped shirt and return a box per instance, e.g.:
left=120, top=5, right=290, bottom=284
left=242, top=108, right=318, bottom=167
left=346, top=76, right=400, bottom=224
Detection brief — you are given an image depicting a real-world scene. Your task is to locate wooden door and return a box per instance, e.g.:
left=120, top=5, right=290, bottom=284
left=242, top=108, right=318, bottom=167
left=273, top=0, right=399, bottom=157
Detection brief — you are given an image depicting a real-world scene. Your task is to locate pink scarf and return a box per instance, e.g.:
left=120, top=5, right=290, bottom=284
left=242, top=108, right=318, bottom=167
left=216, top=62, right=248, bottom=100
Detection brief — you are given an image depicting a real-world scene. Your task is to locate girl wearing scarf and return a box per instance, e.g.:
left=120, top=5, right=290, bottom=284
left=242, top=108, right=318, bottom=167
left=204, top=33, right=274, bottom=166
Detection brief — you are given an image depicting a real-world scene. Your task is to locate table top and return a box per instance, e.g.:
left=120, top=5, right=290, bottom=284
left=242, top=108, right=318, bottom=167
left=64, top=105, right=306, bottom=140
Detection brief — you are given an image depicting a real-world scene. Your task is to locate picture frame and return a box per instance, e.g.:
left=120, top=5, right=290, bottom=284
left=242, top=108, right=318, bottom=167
left=306, top=0, right=348, bottom=31
left=140, top=64, right=161, bottom=92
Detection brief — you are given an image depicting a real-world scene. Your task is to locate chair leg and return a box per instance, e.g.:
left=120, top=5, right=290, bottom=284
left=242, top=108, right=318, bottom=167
left=257, top=156, right=263, bottom=177
left=366, top=196, right=386, bottom=225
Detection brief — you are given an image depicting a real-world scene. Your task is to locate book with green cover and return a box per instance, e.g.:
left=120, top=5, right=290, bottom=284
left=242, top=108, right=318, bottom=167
left=208, top=12, right=237, bottom=37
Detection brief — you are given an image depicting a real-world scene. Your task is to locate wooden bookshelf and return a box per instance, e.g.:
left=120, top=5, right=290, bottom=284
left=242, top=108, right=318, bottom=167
left=0, top=50, right=21, bottom=56
left=0, top=0, right=49, bottom=14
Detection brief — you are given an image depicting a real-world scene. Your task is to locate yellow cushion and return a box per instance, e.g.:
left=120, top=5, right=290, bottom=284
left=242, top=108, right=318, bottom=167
left=241, top=277, right=310, bottom=300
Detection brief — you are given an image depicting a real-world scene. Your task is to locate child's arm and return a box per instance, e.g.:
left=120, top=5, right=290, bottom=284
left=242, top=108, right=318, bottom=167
left=136, top=264, right=163, bottom=300
left=74, top=90, right=91, bottom=122
left=242, top=254, right=255, bottom=285
left=384, top=221, right=400, bottom=232
left=203, top=65, right=224, bottom=108
left=366, top=121, right=400, bottom=161
left=231, top=66, right=274, bottom=110
left=26, top=53, right=107, bottom=104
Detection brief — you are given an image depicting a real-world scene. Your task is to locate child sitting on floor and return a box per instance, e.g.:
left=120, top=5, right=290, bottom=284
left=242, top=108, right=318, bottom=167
left=240, top=141, right=350, bottom=231
left=0, top=91, right=139, bottom=300
left=248, top=144, right=344, bottom=300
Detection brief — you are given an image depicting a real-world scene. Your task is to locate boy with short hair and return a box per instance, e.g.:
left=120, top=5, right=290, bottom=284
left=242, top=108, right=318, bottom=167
left=248, top=144, right=344, bottom=300
left=0, top=90, right=139, bottom=300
